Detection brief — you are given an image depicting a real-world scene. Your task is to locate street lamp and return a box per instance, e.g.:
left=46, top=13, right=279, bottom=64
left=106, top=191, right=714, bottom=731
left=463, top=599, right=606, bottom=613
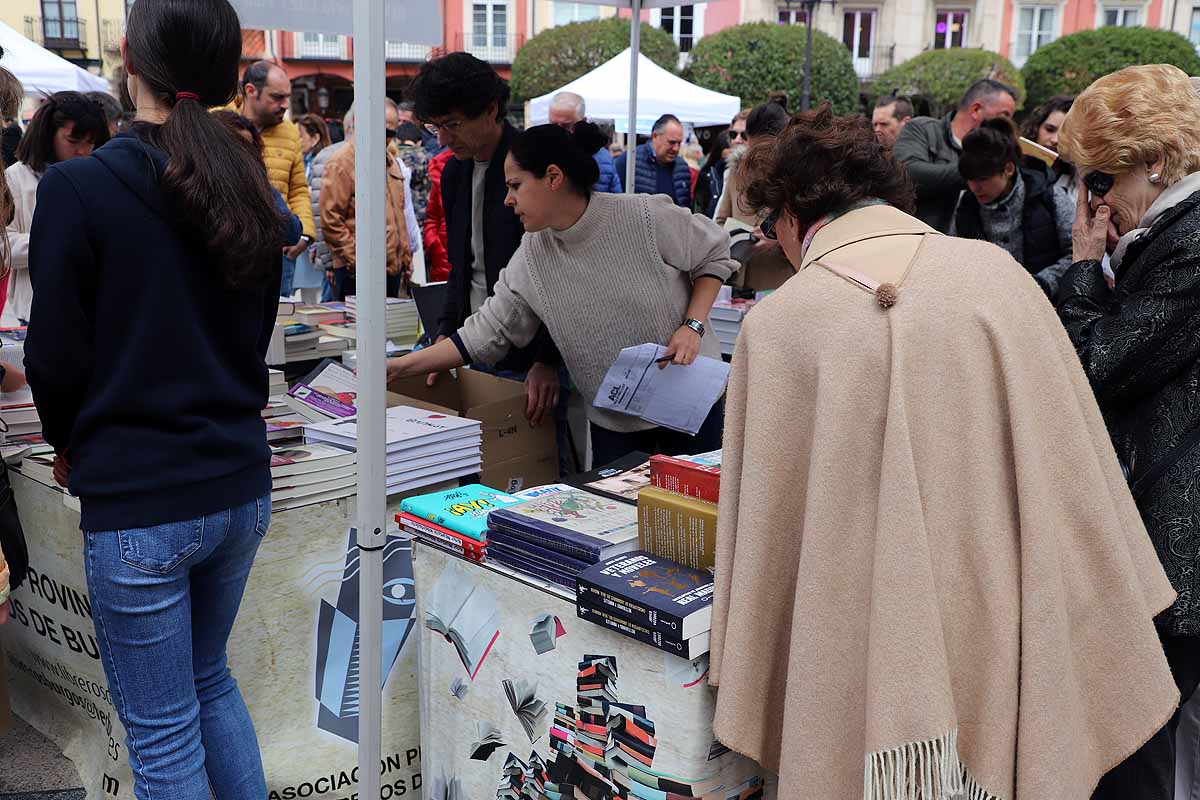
left=782, top=0, right=833, bottom=111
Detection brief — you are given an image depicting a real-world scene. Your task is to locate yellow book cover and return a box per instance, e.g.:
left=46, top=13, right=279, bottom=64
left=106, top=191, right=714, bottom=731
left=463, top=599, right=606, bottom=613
left=637, top=486, right=718, bottom=573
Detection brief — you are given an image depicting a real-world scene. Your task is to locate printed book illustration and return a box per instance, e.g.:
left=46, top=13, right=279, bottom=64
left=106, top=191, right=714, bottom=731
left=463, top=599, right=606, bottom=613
left=502, top=678, right=548, bottom=743
left=314, top=529, right=415, bottom=744
left=494, top=654, right=765, bottom=800
left=529, top=613, right=566, bottom=655
left=399, top=484, right=523, bottom=542
left=287, top=358, right=358, bottom=421
left=576, top=551, right=715, bottom=640
left=424, top=562, right=501, bottom=680
left=583, top=459, right=651, bottom=502
left=471, top=721, right=505, bottom=761
left=450, top=677, right=469, bottom=701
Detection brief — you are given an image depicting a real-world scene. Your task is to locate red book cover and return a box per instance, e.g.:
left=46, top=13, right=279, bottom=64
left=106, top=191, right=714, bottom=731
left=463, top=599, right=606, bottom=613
left=648, top=454, right=721, bottom=504
left=395, top=511, right=486, bottom=560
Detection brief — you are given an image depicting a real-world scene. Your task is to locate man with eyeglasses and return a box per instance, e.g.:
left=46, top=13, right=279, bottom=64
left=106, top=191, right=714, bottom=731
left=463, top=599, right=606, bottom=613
left=547, top=91, right=622, bottom=194
left=238, top=61, right=315, bottom=298
left=408, top=53, right=566, bottom=461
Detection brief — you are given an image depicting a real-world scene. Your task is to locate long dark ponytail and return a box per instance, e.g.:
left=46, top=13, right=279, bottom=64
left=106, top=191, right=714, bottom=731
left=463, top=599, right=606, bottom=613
left=125, top=0, right=281, bottom=288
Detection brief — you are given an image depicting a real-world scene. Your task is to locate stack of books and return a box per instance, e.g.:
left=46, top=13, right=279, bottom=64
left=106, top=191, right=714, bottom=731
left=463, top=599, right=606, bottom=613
left=709, top=297, right=759, bottom=357
left=637, top=451, right=721, bottom=573
left=285, top=359, right=358, bottom=423
left=270, top=442, right=357, bottom=511
left=304, top=405, right=482, bottom=495
left=293, top=303, right=346, bottom=328
left=0, top=386, right=41, bottom=440
left=19, top=441, right=61, bottom=484
left=276, top=302, right=351, bottom=363
left=563, top=452, right=651, bottom=506
left=484, top=487, right=639, bottom=591
left=575, top=551, right=715, bottom=659
left=268, top=369, right=287, bottom=397
left=345, top=296, right=420, bottom=349
left=396, top=484, right=523, bottom=562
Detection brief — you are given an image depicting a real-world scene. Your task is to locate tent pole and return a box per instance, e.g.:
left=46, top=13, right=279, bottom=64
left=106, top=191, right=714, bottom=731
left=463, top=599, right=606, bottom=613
left=352, top=0, right=386, bottom=794
left=625, top=0, right=641, bottom=193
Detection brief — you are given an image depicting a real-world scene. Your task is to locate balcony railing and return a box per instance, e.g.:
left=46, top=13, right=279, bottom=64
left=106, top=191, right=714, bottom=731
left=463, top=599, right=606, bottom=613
left=386, top=41, right=434, bottom=62
left=291, top=33, right=349, bottom=60
left=25, top=15, right=88, bottom=50
left=858, top=43, right=896, bottom=82
left=101, top=18, right=124, bottom=53
left=454, top=32, right=524, bottom=64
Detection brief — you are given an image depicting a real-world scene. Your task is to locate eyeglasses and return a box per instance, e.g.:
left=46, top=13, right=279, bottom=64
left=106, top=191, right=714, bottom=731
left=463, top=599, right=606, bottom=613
left=423, top=118, right=465, bottom=136
left=760, top=209, right=780, bottom=240
left=729, top=130, right=748, bottom=141
left=1084, top=170, right=1115, bottom=198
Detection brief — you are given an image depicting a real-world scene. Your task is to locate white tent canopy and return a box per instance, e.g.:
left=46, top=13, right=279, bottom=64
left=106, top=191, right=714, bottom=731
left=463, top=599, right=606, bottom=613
left=529, top=48, right=740, bottom=135
left=0, top=20, right=110, bottom=96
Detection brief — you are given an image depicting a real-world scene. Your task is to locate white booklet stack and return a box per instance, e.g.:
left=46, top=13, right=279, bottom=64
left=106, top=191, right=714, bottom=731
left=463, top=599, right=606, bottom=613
left=304, top=405, right=482, bottom=495
left=270, top=442, right=358, bottom=511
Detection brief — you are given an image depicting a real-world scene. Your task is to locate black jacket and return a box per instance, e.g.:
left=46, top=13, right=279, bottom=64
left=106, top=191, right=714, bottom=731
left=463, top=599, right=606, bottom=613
left=894, top=113, right=963, bottom=234
left=436, top=122, right=558, bottom=372
left=1059, top=190, right=1200, bottom=637
left=25, top=129, right=284, bottom=532
left=694, top=161, right=725, bottom=219
left=954, top=167, right=1062, bottom=275
left=1, top=124, right=19, bottom=169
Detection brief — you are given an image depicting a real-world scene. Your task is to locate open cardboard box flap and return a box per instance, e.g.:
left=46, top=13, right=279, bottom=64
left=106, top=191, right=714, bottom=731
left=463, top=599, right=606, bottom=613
left=387, top=369, right=557, bottom=491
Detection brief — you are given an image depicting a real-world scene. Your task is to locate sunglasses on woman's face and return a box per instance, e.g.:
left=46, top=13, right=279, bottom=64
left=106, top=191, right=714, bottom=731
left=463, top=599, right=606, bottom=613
left=760, top=210, right=780, bottom=240
left=1084, top=170, right=1116, bottom=198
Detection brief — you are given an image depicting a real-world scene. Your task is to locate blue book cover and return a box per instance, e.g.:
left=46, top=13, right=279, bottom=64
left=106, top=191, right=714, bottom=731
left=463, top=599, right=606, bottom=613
left=575, top=551, right=714, bottom=641
left=485, top=529, right=591, bottom=574
left=487, top=489, right=639, bottom=563
left=399, top=484, right=523, bottom=542
left=487, top=546, right=578, bottom=592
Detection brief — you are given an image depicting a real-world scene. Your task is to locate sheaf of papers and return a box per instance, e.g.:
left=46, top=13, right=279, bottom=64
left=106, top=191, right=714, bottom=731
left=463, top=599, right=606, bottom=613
left=593, top=343, right=730, bottom=435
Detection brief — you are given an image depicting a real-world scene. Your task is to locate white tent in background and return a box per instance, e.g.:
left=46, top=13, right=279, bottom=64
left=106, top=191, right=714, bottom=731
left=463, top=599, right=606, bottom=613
left=528, top=48, right=740, bottom=135
left=0, top=20, right=111, bottom=96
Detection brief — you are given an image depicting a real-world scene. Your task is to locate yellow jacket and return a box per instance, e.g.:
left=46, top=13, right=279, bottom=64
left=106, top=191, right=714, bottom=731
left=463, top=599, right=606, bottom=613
left=219, top=101, right=314, bottom=239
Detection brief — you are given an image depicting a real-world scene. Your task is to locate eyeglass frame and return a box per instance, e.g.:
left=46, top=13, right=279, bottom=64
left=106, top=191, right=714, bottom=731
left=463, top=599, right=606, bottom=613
left=760, top=209, right=781, bottom=240
left=729, top=129, right=748, bottom=141
left=423, top=118, right=466, bottom=136
left=1083, top=169, right=1116, bottom=199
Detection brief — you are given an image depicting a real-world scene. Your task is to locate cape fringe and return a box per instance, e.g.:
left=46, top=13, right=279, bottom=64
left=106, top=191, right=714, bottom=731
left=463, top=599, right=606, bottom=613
left=863, top=729, right=1001, bottom=800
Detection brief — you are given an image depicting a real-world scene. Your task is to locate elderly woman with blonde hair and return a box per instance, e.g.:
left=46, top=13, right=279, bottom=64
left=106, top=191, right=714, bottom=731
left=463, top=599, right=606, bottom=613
left=1057, top=63, right=1200, bottom=799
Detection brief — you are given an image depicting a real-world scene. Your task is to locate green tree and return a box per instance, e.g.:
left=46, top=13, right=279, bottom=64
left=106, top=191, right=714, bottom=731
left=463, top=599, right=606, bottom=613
left=1021, top=27, right=1200, bottom=110
left=510, top=18, right=679, bottom=103
left=873, top=49, right=1024, bottom=118
left=683, top=22, right=859, bottom=113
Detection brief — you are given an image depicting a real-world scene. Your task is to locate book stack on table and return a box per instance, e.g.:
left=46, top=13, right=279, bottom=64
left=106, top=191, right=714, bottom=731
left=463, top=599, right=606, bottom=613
left=484, top=488, right=639, bottom=592
left=268, top=368, right=287, bottom=397
left=304, top=405, right=482, bottom=496
left=276, top=302, right=350, bottom=363
left=636, top=451, right=721, bottom=573
left=709, top=298, right=759, bottom=357
left=345, top=296, right=420, bottom=350
left=575, top=551, right=715, bottom=659
left=269, top=442, right=356, bottom=511
left=284, top=359, right=358, bottom=423
left=396, top=483, right=523, bottom=561
left=0, top=386, right=41, bottom=441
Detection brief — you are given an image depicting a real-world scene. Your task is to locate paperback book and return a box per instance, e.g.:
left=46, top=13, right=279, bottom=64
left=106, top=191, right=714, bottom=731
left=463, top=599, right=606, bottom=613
left=648, top=451, right=721, bottom=504
left=395, top=511, right=486, bottom=561
left=564, top=452, right=652, bottom=506
left=636, top=485, right=718, bottom=573
left=399, top=484, right=523, bottom=542
left=575, top=603, right=710, bottom=659
left=575, top=551, right=714, bottom=640
left=487, top=489, right=639, bottom=564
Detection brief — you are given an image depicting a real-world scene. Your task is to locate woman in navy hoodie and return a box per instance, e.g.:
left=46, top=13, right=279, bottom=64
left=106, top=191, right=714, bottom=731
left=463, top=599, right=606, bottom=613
left=24, top=0, right=295, bottom=796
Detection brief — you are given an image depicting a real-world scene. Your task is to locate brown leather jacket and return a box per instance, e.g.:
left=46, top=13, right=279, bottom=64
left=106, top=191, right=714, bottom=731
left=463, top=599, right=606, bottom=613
left=319, top=143, right=412, bottom=276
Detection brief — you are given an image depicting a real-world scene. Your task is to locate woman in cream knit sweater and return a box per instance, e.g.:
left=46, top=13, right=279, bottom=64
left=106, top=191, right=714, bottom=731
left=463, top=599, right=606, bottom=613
left=386, top=122, right=738, bottom=464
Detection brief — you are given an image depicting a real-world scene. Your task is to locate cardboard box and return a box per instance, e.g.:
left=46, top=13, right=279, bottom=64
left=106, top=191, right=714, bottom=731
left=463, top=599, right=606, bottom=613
left=387, top=369, right=558, bottom=494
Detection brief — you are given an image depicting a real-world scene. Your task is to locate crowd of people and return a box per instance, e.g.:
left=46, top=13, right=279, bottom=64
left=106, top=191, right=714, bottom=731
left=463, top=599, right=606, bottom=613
left=0, top=0, right=1198, bottom=798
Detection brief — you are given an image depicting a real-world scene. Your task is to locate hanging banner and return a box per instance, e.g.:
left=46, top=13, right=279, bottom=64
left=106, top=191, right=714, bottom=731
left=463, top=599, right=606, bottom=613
left=1, top=474, right=422, bottom=800
left=225, top=0, right=441, bottom=44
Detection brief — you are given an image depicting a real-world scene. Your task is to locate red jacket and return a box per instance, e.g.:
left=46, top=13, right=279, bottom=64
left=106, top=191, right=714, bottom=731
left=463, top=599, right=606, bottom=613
left=422, top=150, right=453, bottom=283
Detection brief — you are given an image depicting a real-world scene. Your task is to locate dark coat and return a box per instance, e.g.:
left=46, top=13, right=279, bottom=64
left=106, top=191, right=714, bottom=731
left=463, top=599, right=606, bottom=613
left=436, top=122, right=559, bottom=372
left=614, top=143, right=691, bottom=207
left=694, top=160, right=725, bottom=219
left=954, top=167, right=1062, bottom=274
left=894, top=113, right=963, bottom=234
left=1059, top=190, right=1200, bottom=636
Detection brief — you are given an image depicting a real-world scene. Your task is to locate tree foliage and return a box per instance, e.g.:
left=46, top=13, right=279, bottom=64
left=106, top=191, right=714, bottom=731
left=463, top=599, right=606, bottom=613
left=510, top=18, right=679, bottom=102
left=683, top=22, right=859, bottom=113
left=1021, top=27, right=1200, bottom=110
left=873, top=49, right=1024, bottom=117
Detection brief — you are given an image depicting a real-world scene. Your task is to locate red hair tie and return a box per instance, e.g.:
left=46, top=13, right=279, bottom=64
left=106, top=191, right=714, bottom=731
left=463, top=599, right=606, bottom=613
left=175, top=91, right=200, bottom=102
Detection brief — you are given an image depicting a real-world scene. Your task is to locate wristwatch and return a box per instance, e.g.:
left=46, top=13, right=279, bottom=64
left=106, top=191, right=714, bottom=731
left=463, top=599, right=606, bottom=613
left=682, top=318, right=706, bottom=338
left=298, top=234, right=313, bottom=246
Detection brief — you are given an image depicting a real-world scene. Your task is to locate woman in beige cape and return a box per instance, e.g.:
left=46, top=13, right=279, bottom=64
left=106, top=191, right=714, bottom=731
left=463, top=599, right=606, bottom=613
left=708, top=106, right=1179, bottom=800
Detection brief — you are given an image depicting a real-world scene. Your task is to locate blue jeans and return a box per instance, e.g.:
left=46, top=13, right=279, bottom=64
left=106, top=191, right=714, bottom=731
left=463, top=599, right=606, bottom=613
left=280, top=256, right=295, bottom=298
left=84, top=495, right=271, bottom=800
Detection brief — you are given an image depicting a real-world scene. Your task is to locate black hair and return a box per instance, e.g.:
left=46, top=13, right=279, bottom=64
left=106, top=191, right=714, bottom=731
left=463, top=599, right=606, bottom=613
left=652, top=114, right=681, bottom=135
left=959, top=79, right=1018, bottom=110
left=211, top=109, right=264, bottom=153
left=702, top=131, right=730, bottom=171
left=125, top=0, right=282, bottom=288
left=410, top=52, right=510, bottom=123
left=241, top=60, right=274, bottom=96
left=1021, top=95, right=1073, bottom=141
left=16, top=91, right=109, bottom=173
left=746, top=102, right=790, bottom=139
left=86, top=91, right=123, bottom=124
left=509, top=122, right=606, bottom=196
left=958, top=118, right=1021, bottom=182
left=874, top=93, right=913, bottom=120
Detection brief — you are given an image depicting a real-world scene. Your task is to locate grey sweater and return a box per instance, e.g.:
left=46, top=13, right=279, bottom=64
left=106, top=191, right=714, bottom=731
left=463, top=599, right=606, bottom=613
left=457, top=192, right=739, bottom=432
